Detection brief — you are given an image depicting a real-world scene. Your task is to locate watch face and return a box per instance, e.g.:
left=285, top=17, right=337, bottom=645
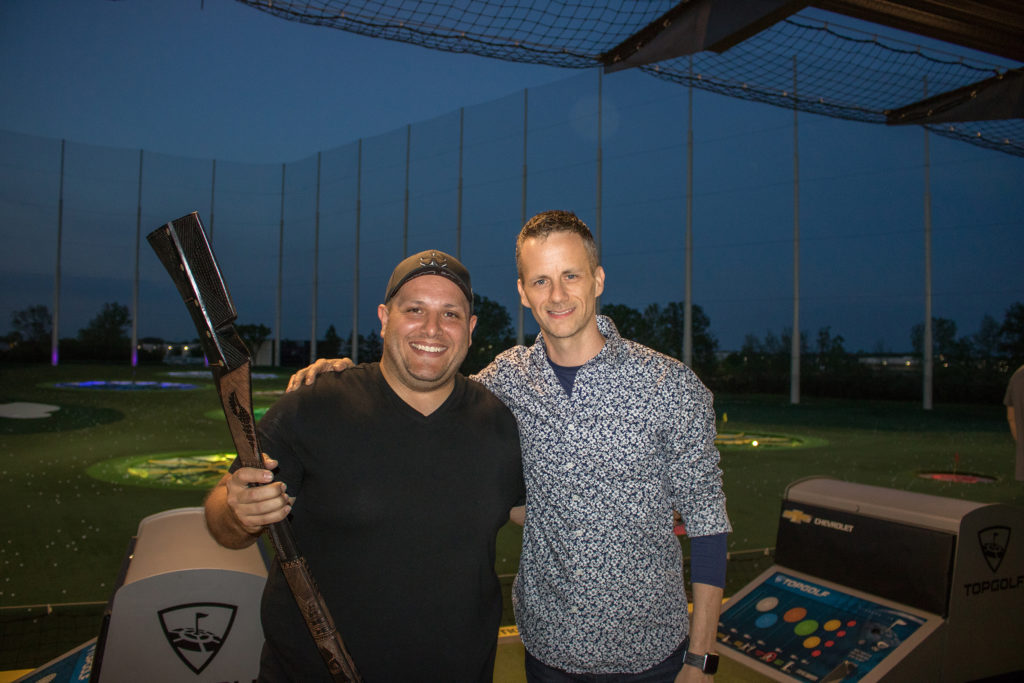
left=685, top=651, right=720, bottom=674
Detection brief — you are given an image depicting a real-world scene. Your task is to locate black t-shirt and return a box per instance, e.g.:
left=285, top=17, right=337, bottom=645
left=253, top=364, right=524, bottom=682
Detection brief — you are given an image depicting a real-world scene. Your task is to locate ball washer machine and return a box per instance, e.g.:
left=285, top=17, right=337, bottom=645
left=717, top=476, right=1023, bottom=682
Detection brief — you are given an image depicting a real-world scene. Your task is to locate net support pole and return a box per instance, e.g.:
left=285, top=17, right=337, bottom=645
left=275, top=163, right=285, bottom=367
left=132, top=149, right=143, bottom=367
left=51, top=139, right=65, bottom=367
left=517, top=88, right=528, bottom=346
left=923, top=77, right=934, bottom=410
left=353, top=140, right=362, bottom=365
left=310, top=151, right=321, bottom=364
left=790, top=56, right=801, bottom=405
left=595, top=69, right=603, bottom=314
left=683, top=57, right=694, bottom=367
left=457, top=107, right=464, bottom=260
left=209, top=159, right=216, bottom=242
left=404, top=123, right=411, bottom=257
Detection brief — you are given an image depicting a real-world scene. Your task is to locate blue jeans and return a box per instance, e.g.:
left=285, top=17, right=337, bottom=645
left=524, top=638, right=689, bottom=683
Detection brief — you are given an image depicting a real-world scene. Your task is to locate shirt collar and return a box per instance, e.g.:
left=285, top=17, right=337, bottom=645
left=529, top=314, right=626, bottom=369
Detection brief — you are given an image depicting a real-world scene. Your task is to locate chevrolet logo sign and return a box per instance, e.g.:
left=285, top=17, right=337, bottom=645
left=782, top=509, right=812, bottom=524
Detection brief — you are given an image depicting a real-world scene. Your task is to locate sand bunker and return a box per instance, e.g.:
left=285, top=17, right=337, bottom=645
left=0, top=402, right=61, bottom=419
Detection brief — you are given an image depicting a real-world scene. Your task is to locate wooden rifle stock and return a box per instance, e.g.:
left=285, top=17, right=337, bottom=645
left=147, top=212, right=361, bottom=682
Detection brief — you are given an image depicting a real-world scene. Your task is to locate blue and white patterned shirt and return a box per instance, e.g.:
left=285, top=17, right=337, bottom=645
left=474, top=315, right=731, bottom=673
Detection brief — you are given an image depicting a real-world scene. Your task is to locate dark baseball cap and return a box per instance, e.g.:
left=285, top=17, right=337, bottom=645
left=384, top=250, right=473, bottom=311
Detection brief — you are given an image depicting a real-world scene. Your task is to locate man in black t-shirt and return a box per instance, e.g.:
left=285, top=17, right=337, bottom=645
left=205, top=250, right=524, bottom=682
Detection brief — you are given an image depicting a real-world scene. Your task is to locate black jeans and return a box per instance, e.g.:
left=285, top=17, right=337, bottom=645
left=524, top=638, right=689, bottom=683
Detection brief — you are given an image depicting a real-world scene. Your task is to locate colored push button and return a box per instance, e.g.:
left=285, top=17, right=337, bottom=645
left=783, top=607, right=807, bottom=623
left=756, top=613, right=779, bottom=628
left=794, top=620, right=819, bottom=636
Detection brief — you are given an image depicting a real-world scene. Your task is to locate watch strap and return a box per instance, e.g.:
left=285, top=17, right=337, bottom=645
left=683, top=650, right=720, bottom=674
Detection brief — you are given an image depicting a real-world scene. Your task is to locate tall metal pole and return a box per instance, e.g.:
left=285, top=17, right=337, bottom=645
left=353, top=140, right=362, bottom=364
left=276, top=163, right=285, bottom=367
left=684, top=57, right=694, bottom=367
left=132, top=149, right=143, bottom=367
left=209, top=159, right=216, bottom=242
left=51, top=139, right=66, bottom=366
left=457, top=107, right=464, bottom=259
left=404, top=123, right=411, bottom=257
left=310, top=151, right=321, bottom=363
left=790, top=56, right=801, bottom=405
left=923, top=77, right=934, bottom=410
left=595, top=70, right=603, bottom=271
left=517, top=88, right=528, bottom=346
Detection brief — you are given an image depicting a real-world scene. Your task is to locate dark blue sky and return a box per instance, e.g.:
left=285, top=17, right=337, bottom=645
left=0, top=0, right=569, bottom=162
left=2, top=0, right=1022, bottom=353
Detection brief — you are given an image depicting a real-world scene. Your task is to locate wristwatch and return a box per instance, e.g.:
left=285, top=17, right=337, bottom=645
left=683, top=650, right=719, bottom=674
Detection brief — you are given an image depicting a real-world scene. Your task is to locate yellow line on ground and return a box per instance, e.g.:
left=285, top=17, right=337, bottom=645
left=498, top=625, right=521, bottom=642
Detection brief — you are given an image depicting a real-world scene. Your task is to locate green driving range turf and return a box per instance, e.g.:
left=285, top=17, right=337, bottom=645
left=2, top=362, right=1021, bottom=674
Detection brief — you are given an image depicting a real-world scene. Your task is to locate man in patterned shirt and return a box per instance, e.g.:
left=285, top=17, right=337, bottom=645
left=478, top=210, right=730, bottom=682
left=291, top=211, right=731, bottom=681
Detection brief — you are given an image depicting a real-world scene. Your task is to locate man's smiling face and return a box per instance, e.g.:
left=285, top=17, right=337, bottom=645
left=517, top=230, right=605, bottom=346
left=378, top=274, right=476, bottom=394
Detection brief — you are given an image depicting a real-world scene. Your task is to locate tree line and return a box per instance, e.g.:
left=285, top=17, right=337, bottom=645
left=5, top=298, right=1023, bottom=403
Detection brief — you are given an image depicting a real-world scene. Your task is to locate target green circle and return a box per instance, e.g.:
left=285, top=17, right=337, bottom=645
left=715, top=431, right=827, bottom=449
left=86, top=451, right=235, bottom=490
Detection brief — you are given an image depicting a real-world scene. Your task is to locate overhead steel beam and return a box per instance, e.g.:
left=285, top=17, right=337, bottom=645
left=601, top=0, right=809, bottom=73
left=813, top=0, right=1024, bottom=63
left=602, top=1, right=1024, bottom=74
left=886, top=68, right=1024, bottom=124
